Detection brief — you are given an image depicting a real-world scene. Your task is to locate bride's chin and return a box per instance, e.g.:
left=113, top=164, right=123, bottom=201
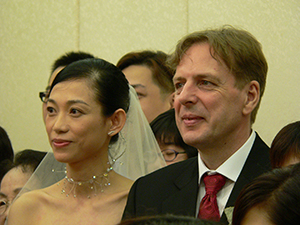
left=52, top=152, right=70, bottom=163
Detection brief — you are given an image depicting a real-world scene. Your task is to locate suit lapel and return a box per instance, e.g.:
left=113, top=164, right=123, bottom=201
left=226, top=133, right=271, bottom=207
left=162, top=157, right=199, bottom=216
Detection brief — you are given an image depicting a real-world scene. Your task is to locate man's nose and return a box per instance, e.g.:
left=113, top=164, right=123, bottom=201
left=176, top=83, right=198, bottom=106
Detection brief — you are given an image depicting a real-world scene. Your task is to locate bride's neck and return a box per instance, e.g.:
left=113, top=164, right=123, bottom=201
left=61, top=161, right=114, bottom=199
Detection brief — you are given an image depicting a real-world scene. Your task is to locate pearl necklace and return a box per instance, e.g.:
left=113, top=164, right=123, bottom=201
left=60, top=162, right=113, bottom=199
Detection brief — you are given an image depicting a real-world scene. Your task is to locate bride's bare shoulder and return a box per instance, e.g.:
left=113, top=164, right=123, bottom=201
left=7, top=189, right=51, bottom=225
left=8, top=187, right=59, bottom=224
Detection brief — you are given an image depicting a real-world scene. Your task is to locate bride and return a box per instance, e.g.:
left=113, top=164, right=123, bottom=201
left=7, top=58, right=165, bottom=225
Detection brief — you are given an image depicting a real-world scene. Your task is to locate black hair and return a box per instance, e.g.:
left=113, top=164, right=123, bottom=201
left=0, top=126, right=14, bottom=181
left=14, top=149, right=47, bottom=173
left=51, top=51, right=95, bottom=74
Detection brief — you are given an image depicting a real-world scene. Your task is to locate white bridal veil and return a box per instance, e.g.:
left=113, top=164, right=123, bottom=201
left=20, top=86, right=166, bottom=194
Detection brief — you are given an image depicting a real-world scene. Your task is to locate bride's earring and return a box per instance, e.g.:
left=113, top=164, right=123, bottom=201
left=108, top=131, right=114, bottom=135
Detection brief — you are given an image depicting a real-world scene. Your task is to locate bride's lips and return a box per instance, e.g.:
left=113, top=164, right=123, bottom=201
left=52, top=138, right=72, bottom=148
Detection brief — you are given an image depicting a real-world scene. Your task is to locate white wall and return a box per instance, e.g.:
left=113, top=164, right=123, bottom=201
left=0, top=0, right=299, bottom=152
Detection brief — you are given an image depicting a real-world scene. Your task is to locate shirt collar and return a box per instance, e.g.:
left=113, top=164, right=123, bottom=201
left=198, top=130, right=256, bottom=183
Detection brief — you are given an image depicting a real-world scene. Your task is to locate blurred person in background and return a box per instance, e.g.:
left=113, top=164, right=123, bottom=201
left=117, top=50, right=174, bottom=123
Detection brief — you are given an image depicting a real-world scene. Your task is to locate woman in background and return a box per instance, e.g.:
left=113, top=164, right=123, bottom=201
left=270, top=121, right=300, bottom=168
left=232, top=163, right=300, bottom=225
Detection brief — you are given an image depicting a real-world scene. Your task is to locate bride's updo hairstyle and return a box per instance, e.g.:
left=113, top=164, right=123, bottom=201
left=49, top=58, right=130, bottom=143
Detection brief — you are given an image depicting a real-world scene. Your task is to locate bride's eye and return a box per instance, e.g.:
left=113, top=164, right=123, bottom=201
left=47, top=107, right=56, bottom=115
left=70, top=108, right=83, bottom=117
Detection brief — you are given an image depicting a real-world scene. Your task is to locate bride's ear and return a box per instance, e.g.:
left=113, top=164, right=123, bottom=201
left=107, top=109, right=126, bottom=136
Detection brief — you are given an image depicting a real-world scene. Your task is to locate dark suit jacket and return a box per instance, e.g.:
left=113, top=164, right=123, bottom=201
left=123, top=133, right=271, bottom=224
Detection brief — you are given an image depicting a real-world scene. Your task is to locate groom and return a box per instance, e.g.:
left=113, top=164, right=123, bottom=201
left=122, top=26, right=271, bottom=224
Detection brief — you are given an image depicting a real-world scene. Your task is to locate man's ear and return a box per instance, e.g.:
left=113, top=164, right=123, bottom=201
left=107, top=109, right=126, bottom=136
left=168, top=92, right=175, bottom=109
left=242, top=80, right=260, bottom=116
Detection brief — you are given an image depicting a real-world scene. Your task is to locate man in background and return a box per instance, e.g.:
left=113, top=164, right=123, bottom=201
left=117, top=50, right=174, bottom=123
left=39, top=51, right=95, bottom=122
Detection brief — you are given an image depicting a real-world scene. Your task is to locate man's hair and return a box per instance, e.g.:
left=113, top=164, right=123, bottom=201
left=167, top=25, right=268, bottom=124
left=14, top=149, right=47, bottom=173
left=116, top=50, right=174, bottom=98
left=51, top=51, right=95, bottom=74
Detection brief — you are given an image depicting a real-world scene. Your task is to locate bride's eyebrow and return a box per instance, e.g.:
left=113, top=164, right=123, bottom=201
left=66, top=100, right=89, bottom=106
left=47, top=99, right=90, bottom=107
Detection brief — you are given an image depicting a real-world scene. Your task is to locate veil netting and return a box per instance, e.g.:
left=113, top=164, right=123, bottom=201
left=19, top=85, right=166, bottom=195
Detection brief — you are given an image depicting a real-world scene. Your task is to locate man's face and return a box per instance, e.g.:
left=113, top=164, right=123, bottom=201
left=122, top=65, right=171, bottom=123
left=173, top=43, right=248, bottom=150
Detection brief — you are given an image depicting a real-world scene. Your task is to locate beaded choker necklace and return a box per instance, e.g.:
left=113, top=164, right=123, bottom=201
left=60, top=162, right=113, bottom=199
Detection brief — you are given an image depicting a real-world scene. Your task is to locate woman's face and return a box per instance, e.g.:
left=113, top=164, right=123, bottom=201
left=45, top=79, right=112, bottom=164
left=159, top=143, right=188, bottom=166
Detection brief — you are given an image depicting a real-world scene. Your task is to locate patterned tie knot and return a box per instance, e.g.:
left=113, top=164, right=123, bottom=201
left=198, top=173, right=227, bottom=221
left=203, top=173, right=226, bottom=195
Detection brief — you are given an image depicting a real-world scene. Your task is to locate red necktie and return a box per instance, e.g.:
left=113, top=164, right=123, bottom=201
left=198, top=173, right=226, bottom=222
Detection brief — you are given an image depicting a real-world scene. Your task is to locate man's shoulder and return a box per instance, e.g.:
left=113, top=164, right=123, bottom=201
left=241, top=132, right=271, bottom=178
left=253, top=132, right=270, bottom=150
left=137, top=157, right=198, bottom=183
left=250, top=132, right=271, bottom=166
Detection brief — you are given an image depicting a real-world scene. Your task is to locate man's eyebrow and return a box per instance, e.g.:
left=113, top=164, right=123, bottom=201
left=173, top=73, right=221, bottom=83
left=13, top=188, right=23, bottom=195
left=0, top=192, right=7, bottom=199
left=172, top=76, right=182, bottom=82
left=131, top=84, right=146, bottom=89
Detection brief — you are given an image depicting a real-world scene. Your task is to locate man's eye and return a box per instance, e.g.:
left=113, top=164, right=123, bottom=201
left=70, top=108, right=80, bottom=114
left=136, top=93, right=146, bottom=99
left=0, top=200, right=7, bottom=207
left=174, top=82, right=184, bottom=90
left=200, top=80, right=213, bottom=86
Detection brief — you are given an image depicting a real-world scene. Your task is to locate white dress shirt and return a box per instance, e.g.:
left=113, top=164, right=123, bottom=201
left=196, top=130, right=256, bottom=216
